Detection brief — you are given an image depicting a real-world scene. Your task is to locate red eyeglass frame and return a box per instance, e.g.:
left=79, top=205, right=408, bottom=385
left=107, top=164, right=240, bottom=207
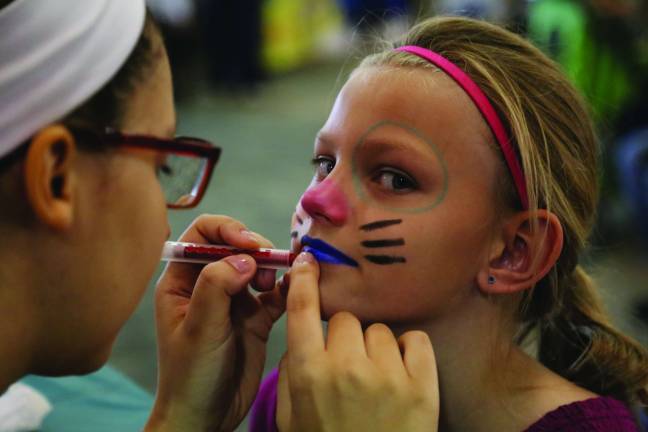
left=71, top=127, right=222, bottom=209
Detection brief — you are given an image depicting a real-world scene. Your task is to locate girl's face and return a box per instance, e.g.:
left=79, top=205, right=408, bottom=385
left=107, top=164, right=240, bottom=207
left=291, top=66, right=504, bottom=325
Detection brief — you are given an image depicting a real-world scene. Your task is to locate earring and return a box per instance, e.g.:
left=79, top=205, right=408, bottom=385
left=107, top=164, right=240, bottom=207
left=488, top=275, right=496, bottom=285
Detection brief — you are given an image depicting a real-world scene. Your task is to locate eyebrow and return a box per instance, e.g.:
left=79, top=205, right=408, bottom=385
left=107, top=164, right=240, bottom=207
left=359, top=137, right=434, bottom=158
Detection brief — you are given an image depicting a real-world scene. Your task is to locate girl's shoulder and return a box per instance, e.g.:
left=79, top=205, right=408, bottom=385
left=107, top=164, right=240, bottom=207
left=524, top=396, right=639, bottom=432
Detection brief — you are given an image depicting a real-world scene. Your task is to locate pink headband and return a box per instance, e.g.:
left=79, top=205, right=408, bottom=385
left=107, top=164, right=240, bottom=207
left=395, top=45, right=529, bottom=210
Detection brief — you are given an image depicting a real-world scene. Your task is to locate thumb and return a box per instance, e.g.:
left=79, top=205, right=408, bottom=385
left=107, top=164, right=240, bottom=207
left=184, top=254, right=256, bottom=336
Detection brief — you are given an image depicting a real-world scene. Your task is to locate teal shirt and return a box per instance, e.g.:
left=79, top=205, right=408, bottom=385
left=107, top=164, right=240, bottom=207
left=20, top=365, right=153, bottom=431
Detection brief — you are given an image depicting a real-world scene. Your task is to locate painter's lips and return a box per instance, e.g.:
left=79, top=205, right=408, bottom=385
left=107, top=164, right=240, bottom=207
left=301, top=235, right=359, bottom=268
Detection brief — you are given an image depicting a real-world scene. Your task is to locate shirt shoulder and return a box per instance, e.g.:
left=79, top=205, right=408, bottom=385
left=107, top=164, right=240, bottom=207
left=524, top=396, right=639, bottom=432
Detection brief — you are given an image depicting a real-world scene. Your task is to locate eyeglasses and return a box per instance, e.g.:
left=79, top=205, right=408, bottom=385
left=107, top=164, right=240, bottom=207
left=71, top=127, right=221, bottom=209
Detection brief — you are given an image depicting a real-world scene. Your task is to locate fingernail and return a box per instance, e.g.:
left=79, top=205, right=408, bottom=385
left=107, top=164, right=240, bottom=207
left=293, top=252, right=314, bottom=267
left=224, top=255, right=253, bottom=273
left=240, top=229, right=259, bottom=243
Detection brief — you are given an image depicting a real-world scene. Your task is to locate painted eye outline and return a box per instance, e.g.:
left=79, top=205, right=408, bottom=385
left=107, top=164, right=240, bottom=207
left=370, top=166, right=419, bottom=194
left=311, top=155, right=336, bottom=181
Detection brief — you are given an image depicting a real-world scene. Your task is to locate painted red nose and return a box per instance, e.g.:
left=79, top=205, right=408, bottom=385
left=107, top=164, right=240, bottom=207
left=300, top=179, right=349, bottom=226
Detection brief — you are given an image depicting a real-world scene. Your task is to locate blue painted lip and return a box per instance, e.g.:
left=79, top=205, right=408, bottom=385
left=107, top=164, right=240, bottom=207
left=301, top=236, right=359, bottom=268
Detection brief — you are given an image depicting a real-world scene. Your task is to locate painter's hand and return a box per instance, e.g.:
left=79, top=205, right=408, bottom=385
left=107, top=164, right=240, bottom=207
left=145, top=215, right=286, bottom=432
left=276, top=252, right=440, bottom=432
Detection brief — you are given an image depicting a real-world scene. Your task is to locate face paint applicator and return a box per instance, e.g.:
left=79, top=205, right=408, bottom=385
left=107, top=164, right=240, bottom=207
left=161, top=240, right=359, bottom=269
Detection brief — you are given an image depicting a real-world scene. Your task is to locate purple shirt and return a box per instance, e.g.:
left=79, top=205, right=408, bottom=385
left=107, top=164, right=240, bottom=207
left=523, top=395, right=639, bottom=431
left=250, top=369, right=279, bottom=432
left=250, top=368, right=639, bottom=432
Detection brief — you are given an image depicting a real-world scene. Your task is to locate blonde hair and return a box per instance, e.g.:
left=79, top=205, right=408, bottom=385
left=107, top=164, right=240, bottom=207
left=360, top=16, right=648, bottom=405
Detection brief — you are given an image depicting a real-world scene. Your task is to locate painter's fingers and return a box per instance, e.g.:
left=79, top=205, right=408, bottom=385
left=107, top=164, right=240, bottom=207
left=180, top=214, right=260, bottom=247
left=242, top=231, right=277, bottom=293
left=251, top=269, right=277, bottom=293
left=161, top=215, right=258, bottom=284
left=257, top=277, right=287, bottom=324
left=286, top=252, right=324, bottom=363
left=183, top=255, right=257, bottom=336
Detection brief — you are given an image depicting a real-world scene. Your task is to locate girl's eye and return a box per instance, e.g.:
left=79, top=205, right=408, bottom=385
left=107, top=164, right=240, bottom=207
left=311, top=156, right=335, bottom=180
left=374, top=169, right=418, bottom=193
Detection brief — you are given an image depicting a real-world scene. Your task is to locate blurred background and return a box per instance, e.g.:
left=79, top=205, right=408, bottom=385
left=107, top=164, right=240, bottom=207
left=109, top=0, right=648, bottom=429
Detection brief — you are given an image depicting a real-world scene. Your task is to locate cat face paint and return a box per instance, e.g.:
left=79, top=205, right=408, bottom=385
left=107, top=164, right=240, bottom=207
left=290, top=66, right=503, bottom=324
left=301, top=178, right=349, bottom=226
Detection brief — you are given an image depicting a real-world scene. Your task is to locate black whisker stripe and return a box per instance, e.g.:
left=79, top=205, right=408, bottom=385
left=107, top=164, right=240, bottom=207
left=359, top=219, right=402, bottom=231
left=364, top=255, right=407, bottom=265
left=296, top=216, right=304, bottom=224
left=290, top=231, right=298, bottom=238
left=361, top=239, right=405, bottom=248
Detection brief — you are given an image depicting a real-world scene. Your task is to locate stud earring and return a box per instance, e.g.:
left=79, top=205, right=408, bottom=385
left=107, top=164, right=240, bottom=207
left=488, top=275, right=496, bottom=285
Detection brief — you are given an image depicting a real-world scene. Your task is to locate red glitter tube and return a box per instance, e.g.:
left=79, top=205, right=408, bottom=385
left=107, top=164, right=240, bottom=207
left=161, top=241, right=296, bottom=269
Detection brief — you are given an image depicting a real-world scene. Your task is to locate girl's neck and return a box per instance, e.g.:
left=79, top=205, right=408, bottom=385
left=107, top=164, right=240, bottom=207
left=393, top=295, right=582, bottom=432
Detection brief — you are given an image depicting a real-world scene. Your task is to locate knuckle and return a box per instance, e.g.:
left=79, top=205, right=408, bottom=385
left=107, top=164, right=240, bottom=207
left=336, top=362, right=372, bottom=390
left=194, top=213, right=210, bottom=224
left=292, top=361, right=324, bottom=389
left=195, top=213, right=222, bottom=225
left=412, top=384, right=438, bottom=408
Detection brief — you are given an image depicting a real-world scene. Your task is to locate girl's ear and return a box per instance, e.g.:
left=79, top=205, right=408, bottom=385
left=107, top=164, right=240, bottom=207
left=477, top=210, right=564, bottom=295
left=24, top=124, right=77, bottom=231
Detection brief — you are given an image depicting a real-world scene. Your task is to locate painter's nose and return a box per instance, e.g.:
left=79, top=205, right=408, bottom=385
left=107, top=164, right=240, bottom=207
left=300, top=179, right=349, bottom=226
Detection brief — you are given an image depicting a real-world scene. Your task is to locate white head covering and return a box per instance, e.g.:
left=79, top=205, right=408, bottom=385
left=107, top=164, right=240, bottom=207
left=0, top=0, right=146, bottom=159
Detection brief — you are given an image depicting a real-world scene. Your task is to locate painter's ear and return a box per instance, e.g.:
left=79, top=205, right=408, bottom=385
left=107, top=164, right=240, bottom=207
left=477, top=210, right=564, bottom=294
left=23, top=125, right=77, bottom=231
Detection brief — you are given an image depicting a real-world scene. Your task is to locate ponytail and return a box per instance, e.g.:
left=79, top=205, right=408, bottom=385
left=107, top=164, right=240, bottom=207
left=537, top=265, right=648, bottom=405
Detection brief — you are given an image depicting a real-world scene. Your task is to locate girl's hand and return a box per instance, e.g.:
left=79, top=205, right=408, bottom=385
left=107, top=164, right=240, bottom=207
left=277, top=252, right=440, bottom=432
left=145, top=215, right=286, bottom=432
